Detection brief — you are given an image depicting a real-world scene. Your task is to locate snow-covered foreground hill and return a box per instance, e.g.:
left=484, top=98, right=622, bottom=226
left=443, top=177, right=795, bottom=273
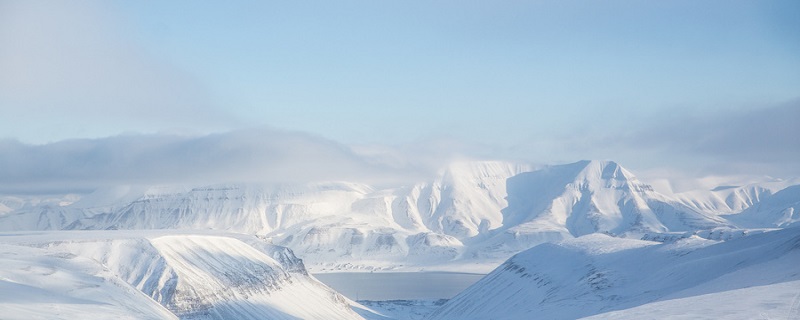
left=0, top=241, right=177, bottom=320
left=427, top=227, right=800, bottom=320
left=1, top=160, right=798, bottom=272
left=0, top=230, right=364, bottom=320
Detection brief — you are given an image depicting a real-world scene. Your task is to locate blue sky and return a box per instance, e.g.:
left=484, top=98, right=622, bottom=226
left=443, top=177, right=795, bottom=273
left=0, top=1, right=798, bottom=191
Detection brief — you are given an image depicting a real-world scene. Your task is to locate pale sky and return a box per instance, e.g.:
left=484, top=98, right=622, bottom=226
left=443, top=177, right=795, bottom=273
left=0, top=1, right=798, bottom=192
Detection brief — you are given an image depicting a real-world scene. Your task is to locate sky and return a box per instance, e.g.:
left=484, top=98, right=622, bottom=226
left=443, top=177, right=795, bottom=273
left=0, top=0, right=798, bottom=193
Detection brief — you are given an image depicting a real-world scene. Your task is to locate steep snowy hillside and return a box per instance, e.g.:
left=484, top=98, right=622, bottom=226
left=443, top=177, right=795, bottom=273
left=412, top=161, right=533, bottom=239
left=273, top=161, right=530, bottom=269
left=427, top=227, right=800, bottom=320
left=0, top=231, right=363, bottom=320
left=0, top=160, right=797, bottom=272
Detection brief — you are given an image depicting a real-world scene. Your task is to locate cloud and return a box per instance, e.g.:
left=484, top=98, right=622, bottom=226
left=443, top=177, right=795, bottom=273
left=1, top=101, right=796, bottom=195
left=351, top=135, right=503, bottom=172
left=502, top=99, right=800, bottom=180
left=619, top=99, right=800, bottom=175
left=0, top=1, right=236, bottom=141
left=0, top=128, right=450, bottom=194
left=552, top=99, right=800, bottom=178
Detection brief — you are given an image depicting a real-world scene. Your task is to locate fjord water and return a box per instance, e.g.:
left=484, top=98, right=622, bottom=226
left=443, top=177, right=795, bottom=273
left=314, top=272, right=486, bottom=300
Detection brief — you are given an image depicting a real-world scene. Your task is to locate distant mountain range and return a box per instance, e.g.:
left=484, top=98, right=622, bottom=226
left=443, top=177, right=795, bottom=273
left=1, top=160, right=798, bottom=272
left=2, top=159, right=799, bottom=319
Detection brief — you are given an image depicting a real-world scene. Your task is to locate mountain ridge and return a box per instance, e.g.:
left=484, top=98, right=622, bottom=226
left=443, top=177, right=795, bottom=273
left=0, top=159, right=796, bottom=272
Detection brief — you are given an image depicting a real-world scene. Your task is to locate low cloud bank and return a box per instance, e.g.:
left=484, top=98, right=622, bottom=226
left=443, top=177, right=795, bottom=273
left=1, top=101, right=797, bottom=195
left=0, top=128, right=459, bottom=194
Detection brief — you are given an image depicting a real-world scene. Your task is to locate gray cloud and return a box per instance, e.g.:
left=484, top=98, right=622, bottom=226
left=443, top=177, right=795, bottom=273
left=620, top=99, right=800, bottom=175
left=0, top=129, right=448, bottom=194
left=503, top=99, right=800, bottom=179
left=1, top=100, right=796, bottom=195
left=563, top=100, right=800, bottom=178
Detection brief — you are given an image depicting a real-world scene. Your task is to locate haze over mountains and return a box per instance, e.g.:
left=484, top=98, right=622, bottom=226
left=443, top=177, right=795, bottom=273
left=3, top=1, right=798, bottom=318
left=1, top=159, right=799, bottom=319
left=2, top=160, right=797, bottom=273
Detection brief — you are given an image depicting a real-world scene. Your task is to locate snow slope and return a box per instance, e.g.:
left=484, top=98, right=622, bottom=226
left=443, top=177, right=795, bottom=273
left=0, top=242, right=177, bottom=320
left=0, top=230, right=363, bottom=319
left=428, top=227, right=800, bottom=319
left=582, top=280, right=800, bottom=320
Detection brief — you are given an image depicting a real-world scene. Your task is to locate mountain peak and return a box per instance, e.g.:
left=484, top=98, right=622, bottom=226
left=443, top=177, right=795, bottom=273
left=539, top=160, right=645, bottom=191
left=577, top=159, right=622, bottom=174
left=570, top=160, right=651, bottom=191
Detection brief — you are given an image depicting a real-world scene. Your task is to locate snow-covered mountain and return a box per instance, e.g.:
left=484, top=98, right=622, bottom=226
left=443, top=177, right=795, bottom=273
left=0, top=161, right=531, bottom=270
left=1, top=159, right=799, bottom=319
left=0, top=230, right=363, bottom=319
left=0, top=160, right=797, bottom=271
left=727, top=184, right=800, bottom=228
left=465, top=160, right=731, bottom=260
left=427, top=226, right=800, bottom=320
left=671, top=177, right=798, bottom=215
